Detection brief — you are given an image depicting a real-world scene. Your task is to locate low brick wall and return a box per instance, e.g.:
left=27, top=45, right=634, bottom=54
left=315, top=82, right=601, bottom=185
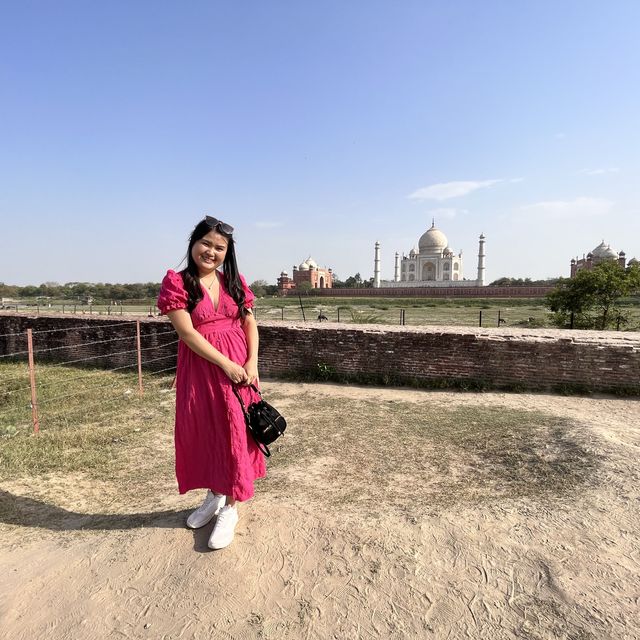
left=257, top=322, right=640, bottom=394
left=0, top=313, right=176, bottom=373
left=1, top=314, right=639, bottom=394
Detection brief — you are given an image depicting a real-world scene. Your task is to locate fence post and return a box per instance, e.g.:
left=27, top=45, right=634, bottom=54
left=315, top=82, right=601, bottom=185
left=27, top=329, right=40, bottom=434
left=337, top=307, right=340, bottom=322
left=136, top=320, right=144, bottom=396
left=298, top=294, right=306, bottom=321
left=497, top=310, right=501, bottom=327
left=281, top=307, right=284, bottom=320
left=479, top=309, right=482, bottom=327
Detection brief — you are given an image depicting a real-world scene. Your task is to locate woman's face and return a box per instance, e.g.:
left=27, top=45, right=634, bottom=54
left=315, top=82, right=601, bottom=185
left=191, top=230, right=229, bottom=276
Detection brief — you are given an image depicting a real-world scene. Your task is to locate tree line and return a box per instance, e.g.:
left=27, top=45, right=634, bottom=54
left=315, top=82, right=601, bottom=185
left=489, top=277, right=562, bottom=286
left=0, top=273, right=379, bottom=302
left=0, top=281, right=161, bottom=302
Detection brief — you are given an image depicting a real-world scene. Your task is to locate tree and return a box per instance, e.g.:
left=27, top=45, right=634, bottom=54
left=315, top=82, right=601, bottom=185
left=331, top=274, right=345, bottom=288
left=344, top=272, right=374, bottom=288
left=250, top=280, right=268, bottom=298
left=546, top=261, right=640, bottom=329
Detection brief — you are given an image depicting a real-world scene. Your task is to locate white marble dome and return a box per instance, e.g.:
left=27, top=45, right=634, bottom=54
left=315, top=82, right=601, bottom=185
left=591, top=241, right=618, bottom=259
left=298, top=256, right=318, bottom=271
left=418, top=223, right=448, bottom=254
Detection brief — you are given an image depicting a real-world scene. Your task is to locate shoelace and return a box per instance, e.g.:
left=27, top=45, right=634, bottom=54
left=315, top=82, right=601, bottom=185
left=217, top=507, right=236, bottom=524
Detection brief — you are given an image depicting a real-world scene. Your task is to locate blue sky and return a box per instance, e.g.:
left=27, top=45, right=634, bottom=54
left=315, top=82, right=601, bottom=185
left=1, top=1, right=639, bottom=286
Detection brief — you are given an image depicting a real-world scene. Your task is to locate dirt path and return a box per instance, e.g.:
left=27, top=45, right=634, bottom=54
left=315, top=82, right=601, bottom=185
left=1, top=383, right=639, bottom=639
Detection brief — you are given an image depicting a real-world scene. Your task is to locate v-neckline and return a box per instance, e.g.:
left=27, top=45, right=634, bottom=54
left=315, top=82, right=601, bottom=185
left=201, top=271, right=222, bottom=313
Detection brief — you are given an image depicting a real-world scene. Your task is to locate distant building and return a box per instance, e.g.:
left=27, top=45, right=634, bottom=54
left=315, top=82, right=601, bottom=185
left=570, top=241, right=631, bottom=276
left=378, top=220, right=486, bottom=288
left=277, top=257, right=333, bottom=292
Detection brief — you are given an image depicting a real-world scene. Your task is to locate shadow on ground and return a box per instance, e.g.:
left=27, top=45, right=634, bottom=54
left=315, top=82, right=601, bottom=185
left=0, top=489, right=189, bottom=531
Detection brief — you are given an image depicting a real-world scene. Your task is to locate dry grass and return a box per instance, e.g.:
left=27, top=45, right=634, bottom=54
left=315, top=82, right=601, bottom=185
left=0, top=362, right=174, bottom=479
left=1, top=364, right=600, bottom=522
left=252, top=390, right=601, bottom=520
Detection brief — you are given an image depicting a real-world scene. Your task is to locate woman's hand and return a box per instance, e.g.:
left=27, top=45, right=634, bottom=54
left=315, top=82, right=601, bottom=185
left=243, top=359, right=258, bottom=386
left=223, top=360, right=249, bottom=385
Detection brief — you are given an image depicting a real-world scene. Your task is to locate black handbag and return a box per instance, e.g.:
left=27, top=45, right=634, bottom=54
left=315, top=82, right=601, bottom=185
left=232, top=383, right=286, bottom=457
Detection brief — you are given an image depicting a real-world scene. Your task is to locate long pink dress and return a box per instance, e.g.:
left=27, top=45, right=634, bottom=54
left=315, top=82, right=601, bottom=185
left=157, top=269, right=266, bottom=501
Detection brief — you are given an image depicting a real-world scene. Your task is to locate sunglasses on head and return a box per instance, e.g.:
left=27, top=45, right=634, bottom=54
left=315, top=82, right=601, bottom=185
left=205, top=216, right=234, bottom=235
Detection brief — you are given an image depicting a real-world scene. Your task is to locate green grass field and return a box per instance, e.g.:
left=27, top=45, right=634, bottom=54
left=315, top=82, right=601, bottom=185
left=252, top=296, right=640, bottom=329
left=6, top=295, right=640, bottom=329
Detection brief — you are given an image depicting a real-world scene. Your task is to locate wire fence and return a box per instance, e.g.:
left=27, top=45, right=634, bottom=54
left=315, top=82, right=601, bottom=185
left=252, top=303, right=548, bottom=328
left=6, top=300, right=640, bottom=329
left=1, top=302, right=159, bottom=317
left=0, top=319, right=178, bottom=436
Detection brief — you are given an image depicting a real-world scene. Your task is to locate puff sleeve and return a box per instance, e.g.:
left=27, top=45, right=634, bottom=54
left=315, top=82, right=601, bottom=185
left=239, top=274, right=255, bottom=310
left=157, top=270, right=188, bottom=315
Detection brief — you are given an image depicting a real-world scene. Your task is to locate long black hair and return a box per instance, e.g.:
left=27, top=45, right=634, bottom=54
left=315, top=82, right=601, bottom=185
left=180, top=217, right=248, bottom=318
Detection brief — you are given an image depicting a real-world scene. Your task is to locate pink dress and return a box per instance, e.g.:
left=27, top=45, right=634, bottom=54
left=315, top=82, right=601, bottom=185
left=157, top=269, right=266, bottom=501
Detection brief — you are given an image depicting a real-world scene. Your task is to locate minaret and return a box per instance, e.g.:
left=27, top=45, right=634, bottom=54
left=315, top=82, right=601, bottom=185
left=374, top=241, right=381, bottom=288
left=477, top=233, right=486, bottom=286
left=394, top=252, right=400, bottom=282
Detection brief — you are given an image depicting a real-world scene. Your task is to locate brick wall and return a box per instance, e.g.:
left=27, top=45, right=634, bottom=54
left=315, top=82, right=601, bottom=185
left=0, top=313, right=176, bottom=373
left=1, top=313, right=639, bottom=394
left=257, top=322, right=640, bottom=394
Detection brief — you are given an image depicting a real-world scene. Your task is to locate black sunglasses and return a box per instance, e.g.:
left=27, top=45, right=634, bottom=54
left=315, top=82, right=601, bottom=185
left=205, top=216, right=234, bottom=235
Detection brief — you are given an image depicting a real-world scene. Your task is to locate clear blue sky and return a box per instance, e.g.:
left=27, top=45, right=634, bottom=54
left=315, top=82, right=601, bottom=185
left=2, top=0, right=639, bottom=286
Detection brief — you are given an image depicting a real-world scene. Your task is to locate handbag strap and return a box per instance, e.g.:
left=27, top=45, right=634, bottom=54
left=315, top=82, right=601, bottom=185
left=231, top=384, right=272, bottom=457
left=231, top=385, right=250, bottom=422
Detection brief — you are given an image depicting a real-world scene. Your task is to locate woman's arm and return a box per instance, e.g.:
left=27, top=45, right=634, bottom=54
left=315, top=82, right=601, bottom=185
left=241, top=310, right=259, bottom=386
left=166, top=309, right=248, bottom=384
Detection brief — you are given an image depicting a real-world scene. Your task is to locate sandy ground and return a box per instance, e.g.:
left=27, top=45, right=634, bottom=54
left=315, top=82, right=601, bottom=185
left=1, top=382, right=639, bottom=640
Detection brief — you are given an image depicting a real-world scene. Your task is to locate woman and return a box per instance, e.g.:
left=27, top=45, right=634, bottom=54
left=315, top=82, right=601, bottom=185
left=157, top=216, right=265, bottom=550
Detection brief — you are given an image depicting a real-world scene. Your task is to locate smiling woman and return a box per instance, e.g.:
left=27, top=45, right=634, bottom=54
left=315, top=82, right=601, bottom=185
left=157, top=216, right=264, bottom=550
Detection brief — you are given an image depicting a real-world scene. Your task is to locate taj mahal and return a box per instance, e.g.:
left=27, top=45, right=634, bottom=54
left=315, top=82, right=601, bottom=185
left=375, top=220, right=486, bottom=288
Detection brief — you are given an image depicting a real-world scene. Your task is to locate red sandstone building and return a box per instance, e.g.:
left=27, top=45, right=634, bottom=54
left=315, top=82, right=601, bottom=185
left=277, top=257, right=333, bottom=292
left=570, top=240, right=637, bottom=276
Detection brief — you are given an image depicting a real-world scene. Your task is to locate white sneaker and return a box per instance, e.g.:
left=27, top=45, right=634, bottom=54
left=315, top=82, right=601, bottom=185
left=186, top=491, right=225, bottom=529
left=208, top=504, right=239, bottom=550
